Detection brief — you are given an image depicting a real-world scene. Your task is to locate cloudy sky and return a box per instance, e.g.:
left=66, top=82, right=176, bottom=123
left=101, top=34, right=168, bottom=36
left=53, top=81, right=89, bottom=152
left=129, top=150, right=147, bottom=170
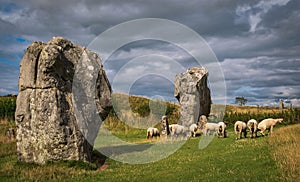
left=0, top=0, right=300, bottom=107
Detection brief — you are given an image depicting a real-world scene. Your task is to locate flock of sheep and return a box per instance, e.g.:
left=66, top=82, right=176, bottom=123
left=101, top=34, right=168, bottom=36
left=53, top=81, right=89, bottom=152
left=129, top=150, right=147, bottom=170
left=147, top=115, right=283, bottom=140
left=234, top=118, right=283, bottom=139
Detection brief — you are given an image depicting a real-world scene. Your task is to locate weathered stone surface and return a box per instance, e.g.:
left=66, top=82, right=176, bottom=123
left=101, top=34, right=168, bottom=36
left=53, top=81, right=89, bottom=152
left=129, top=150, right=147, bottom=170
left=174, top=67, right=211, bottom=127
left=15, top=37, right=112, bottom=164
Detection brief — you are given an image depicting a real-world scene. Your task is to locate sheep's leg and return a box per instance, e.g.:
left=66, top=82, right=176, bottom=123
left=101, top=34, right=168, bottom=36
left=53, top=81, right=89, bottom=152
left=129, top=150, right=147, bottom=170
left=236, top=131, right=241, bottom=140
left=260, top=129, right=265, bottom=136
left=269, top=126, right=274, bottom=135
left=244, top=130, right=247, bottom=138
left=203, top=129, right=207, bottom=136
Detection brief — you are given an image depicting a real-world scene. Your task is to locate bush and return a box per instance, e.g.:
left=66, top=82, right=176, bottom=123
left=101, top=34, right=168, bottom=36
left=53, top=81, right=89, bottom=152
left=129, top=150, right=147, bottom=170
left=0, top=95, right=17, bottom=120
left=223, top=108, right=300, bottom=126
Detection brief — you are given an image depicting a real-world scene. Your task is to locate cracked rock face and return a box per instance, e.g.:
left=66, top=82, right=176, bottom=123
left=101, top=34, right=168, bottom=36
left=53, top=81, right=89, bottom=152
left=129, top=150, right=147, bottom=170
left=15, top=37, right=112, bottom=164
left=174, top=67, right=211, bottom=127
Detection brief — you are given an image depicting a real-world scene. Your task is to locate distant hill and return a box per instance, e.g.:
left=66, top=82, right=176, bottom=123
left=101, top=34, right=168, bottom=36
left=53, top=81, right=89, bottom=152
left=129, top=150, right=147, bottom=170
left=0, top=92, right=299, bottom=125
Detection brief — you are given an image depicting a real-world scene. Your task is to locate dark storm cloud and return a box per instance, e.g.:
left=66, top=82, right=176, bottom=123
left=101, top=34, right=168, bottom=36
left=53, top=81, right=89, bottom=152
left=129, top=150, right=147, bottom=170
left=0, top=0, right=299, bottom=106
left=222, top=57, right=300, bottom=105
left=0, top=63, right=19, bottom=95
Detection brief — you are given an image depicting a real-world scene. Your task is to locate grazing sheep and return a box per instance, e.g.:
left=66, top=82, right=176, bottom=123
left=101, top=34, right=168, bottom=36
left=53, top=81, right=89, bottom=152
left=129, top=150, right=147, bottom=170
left=169, top=124, right=187, bottom=138
left=189, top=123, right=199, bottom=137
left=198, top=115, right=208, bottom=130
left=234, top=121, right=247, bottom=140
left=147, top=127, right=160, bottom=139
left=247, top=119, right=258, bottom=138
left=202, top=123, right=220, bottom=136
left=218, top=122, right=227, bottom=138
left=258, top=118, right=283, bottom=136
left=189, top=115, right=209, bottom=138
left=193, top=115, right=208, bottom=136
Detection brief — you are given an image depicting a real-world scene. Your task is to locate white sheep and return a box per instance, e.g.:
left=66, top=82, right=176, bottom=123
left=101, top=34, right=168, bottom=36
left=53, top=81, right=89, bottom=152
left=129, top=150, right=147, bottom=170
left=258, top=118, right=283, bottom=136
left=146, top=127, right=160, bottom=139
left=247, top=119, right=258, bottom=138
left=189, top=123, right=199, bottom=137
left=189, top=115, right=209, bottom=138
left=202, top=123, right=220, bottom=136
left=234, top=121, right=247, bottom=140
left=218, top=122, right=227, bottom=138
left=169, top=124, right=187, bottom=138
left=198, top=115, right=208, bottom=129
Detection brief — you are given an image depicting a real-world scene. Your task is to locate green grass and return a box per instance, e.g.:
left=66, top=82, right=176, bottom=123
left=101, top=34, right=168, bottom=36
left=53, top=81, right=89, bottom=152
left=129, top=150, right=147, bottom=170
left=0, top=127, right=282, bottom=181
left=82, top=136, right=277, bottom=181
left=268, top=124, right=300, bottom=181
left=1, top=93, right=299, bottom=181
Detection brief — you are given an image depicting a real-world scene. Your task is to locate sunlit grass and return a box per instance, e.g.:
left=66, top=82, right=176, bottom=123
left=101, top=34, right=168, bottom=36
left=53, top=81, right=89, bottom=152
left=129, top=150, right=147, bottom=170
left=268, top=124, right=300, bottom=181
left=0, top=116, right=283, bottom=181
left=0, top=93, right=299, bottom=181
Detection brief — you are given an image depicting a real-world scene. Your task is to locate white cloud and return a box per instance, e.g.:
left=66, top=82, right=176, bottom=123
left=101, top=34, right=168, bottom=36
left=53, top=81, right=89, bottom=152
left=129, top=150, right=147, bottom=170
left=221, top=56, right=300, bottom=106
left=236, top=0, right=291, bottom=32
left=290, top=98, right=300, bottom=107
left=249, top=14, right=262, bottom=33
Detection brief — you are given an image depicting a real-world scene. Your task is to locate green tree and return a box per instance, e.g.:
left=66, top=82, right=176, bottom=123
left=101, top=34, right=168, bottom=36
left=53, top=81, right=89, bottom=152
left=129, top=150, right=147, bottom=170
left=235, top=96, right=248, bottom=106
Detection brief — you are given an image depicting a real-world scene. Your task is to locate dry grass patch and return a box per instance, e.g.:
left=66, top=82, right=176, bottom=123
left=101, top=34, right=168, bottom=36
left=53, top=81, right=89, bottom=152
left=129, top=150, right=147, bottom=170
left=268, top=124, right=300, bottom=181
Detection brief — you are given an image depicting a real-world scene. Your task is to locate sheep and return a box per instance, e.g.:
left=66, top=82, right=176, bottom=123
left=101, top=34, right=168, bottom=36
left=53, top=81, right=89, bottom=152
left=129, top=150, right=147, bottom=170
left=189, top=123, right=199, bottom=137
left=147, top=127, right=160, bottom=139
left=202, top=123, right=220, bottom=136
left=169, top=124, right=188, bottom=139
left=234, top=121, right=247, bottom=140
left=197, top=115, right=208, bottom=130
left=258, top=118, right=283, bottom=136
left=218, top=122, right=227, bottom=138
left=247, top=119, right=258, bottom=138
left=189, top=115, right=209, bottom=138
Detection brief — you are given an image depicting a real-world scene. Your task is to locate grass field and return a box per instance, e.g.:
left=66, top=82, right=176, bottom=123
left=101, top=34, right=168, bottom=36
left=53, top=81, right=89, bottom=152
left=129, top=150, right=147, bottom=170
left=1, top=117, right=299, bottom=181
left=268, top=124, right=300, bottom=181
left=0, top=94, right=299, bottom=181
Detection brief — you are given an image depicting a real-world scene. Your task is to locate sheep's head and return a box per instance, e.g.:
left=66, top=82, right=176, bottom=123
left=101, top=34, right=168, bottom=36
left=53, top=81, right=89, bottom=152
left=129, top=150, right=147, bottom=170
left=199, top=115, right=208, bottom=123
left=218, top=125, right=223, bottom=132
left=197, top=115, right=208, bottom=130
left=276, top=118, right=283, bottom=124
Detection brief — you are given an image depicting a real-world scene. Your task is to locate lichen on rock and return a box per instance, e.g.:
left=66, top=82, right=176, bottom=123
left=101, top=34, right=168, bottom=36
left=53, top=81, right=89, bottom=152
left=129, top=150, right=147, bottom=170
left=174, top=67, right=211, bottom=127
left=15, top=37, right=112, bottom=164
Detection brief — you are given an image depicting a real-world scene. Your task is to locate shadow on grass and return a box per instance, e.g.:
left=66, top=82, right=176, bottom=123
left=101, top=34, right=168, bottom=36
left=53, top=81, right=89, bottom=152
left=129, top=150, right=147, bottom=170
left=96, top=143, right=153, bottom=157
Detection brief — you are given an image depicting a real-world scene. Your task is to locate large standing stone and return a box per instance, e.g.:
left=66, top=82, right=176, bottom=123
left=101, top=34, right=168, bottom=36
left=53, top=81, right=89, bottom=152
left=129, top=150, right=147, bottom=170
left=174, top=67, right=211, bottom=127
left=15, top=37, right=112, bottom=164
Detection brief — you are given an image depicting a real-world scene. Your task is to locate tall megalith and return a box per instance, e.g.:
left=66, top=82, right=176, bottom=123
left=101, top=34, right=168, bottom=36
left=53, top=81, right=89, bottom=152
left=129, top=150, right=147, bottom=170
left=174, top=67, right=211, bottom=127
left=15, top=37, right=112, bottom=164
